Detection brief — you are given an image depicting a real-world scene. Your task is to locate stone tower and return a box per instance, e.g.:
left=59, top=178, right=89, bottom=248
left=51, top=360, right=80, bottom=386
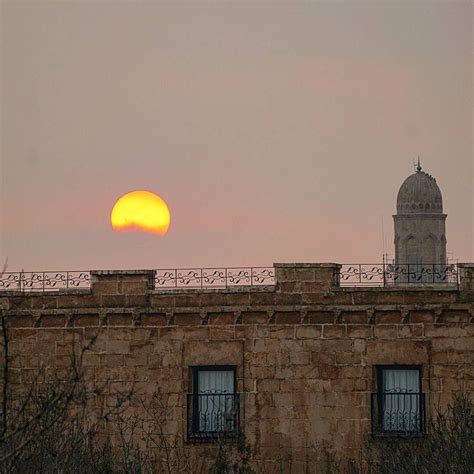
left=393, top=162, right=447, bottom=270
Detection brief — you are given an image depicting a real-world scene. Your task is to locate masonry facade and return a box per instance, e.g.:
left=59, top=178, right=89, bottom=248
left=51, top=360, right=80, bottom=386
left=1, top=263, right=473, bottom=471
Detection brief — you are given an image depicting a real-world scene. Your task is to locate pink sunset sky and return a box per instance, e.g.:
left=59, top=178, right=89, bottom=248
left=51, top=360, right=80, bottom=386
left=1, top=1, right=472, bottom=272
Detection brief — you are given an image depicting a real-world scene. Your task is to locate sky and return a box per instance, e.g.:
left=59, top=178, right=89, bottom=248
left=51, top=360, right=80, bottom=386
left=1, top=1, right=472, bottom=272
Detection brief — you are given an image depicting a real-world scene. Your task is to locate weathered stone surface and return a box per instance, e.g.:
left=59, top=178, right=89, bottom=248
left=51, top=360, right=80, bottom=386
left=1, top=264, right=473, bottom=469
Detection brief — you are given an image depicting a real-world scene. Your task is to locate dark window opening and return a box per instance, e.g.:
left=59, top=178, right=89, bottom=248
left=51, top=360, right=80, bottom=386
left=187, top=366, right=240, bottom=440
left=372, top=366, right=425, bottom=435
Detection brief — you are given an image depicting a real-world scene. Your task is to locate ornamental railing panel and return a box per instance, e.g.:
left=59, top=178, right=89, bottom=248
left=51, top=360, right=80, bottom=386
left=338, top=263, right=459, bottom=287
left=154, top=267, right=275, bottom=290
left=0, top=264, right=461, bottom=292
left=0, top=271, right=91, bottom=292
left=0, top=267, right=276, bottom=293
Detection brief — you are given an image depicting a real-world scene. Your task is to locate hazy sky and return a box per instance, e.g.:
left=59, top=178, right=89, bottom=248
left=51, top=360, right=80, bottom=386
left=1, top=1, right=472, bottom=272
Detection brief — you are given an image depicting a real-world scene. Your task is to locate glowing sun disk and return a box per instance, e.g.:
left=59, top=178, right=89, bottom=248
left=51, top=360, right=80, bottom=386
left=111, top=190, right=170, bottom=236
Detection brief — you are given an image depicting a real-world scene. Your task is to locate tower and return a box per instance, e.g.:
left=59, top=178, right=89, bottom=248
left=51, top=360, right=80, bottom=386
left=393, top=162, right=447, bottom=279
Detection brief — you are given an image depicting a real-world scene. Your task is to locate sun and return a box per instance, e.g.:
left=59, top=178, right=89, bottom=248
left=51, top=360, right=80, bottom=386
left=110, top=190, right=171, bottom=236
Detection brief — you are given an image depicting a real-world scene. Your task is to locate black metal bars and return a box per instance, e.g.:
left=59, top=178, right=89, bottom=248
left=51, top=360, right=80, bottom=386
left=187, top=393, right=240, bottom=440
left=371, top=392, right=425, bottom=435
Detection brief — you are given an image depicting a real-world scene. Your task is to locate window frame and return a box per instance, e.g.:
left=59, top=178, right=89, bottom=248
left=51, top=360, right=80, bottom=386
left=373, top=364, right=425, bottom=437
left=188, top=365, right=239, bottom=441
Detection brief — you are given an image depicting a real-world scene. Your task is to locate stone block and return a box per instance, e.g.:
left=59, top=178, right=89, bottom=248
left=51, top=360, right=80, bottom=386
left=74, top=314, right=100, bottom=327
left=424, top=324, right=468, bottom=338
left=184, top=340, right=243, bottom=366
left=249, top=292, right=276, bottom=305
left=175, top=313, right=202, bottom=326
left=9, top=315, right=36, bottom=328
left=107, top=340, right=130, bottom=354
left=140, top=313, right=168, bottom=326
left=149, top=294, right=175, bottom=308
left=100, top=354, right=124, bottom=367
left=30, top=296, right=58, bottom=310
left=107, top=313, right=133, bottom=326
left=125, top=294, right=148, bottom=307
left=295, top=326, right=322, bottom=339
left=431, top=337, right=473, bottom=352
left=289, top=351, right=311, bottom=366
left=101, top=295, right=127, bottom=308
left=308, top=312, right=334, bottom=324
left=366, top=340, right=429, bottom=365
left=226, top=293, right=251, bottom=306
left=341, top=312, right=367, bottom=324
left=346, top=325, right=372, bottom=338
left=208, top=312, right=236, bottom=325
left=257, top=379, right=280, bottom=392
left=410, top=311, right=436, bottom=323
left=322, top=325, right=346, bottom=339
left=274, top=311, right=301, bottom=324
left=397, top=324, right=423, bottom=338
left=242, top=311, right=269, bottom=324
left=373, top=325, right=397, bottom=339
left=209, top=327, right=235, bottom=339
left=375, top=311, right=402, bottom=324
left=335, top=352, right=362, bottom=365
left=39, top=315, right=66, bottom=327
left=275, top=293, right=303, bottom=305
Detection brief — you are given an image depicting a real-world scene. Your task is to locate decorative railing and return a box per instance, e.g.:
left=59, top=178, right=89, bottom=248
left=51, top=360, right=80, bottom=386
left=0, top=264, right=462, bottom=293
left=0, top=267, right=275, bottom=293
left=187, top=393, right=240, bottom=440
left=154, top=267, right=275, bottom=290
left=0, top=271, right=91, bottom=292
left=371, top=392, right=425, bottom=435
left=338, top=263, right=459, bottom=287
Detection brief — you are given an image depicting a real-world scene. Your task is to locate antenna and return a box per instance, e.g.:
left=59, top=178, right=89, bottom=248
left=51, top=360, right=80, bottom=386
left=381, top=216, right=387, bottom=264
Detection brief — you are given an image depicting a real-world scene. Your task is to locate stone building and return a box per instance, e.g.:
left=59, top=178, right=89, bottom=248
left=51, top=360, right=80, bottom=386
left=0, top=167, right=472, bottom=472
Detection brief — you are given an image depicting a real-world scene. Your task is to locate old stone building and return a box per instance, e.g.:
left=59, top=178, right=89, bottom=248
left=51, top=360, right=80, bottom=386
left=0, top=167, right=472, bottom=472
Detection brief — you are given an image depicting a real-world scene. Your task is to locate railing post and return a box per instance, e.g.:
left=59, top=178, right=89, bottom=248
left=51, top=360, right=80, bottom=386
left=251, top=267, right=254, bottom=286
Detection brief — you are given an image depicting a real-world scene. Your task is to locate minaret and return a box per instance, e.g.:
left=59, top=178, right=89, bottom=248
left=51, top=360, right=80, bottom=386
left=393, top=161, right=447, bottom=280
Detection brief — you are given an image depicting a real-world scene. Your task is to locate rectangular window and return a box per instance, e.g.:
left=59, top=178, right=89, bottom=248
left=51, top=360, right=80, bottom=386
left=372, top=366, right=424, bottom=435
left=188, top=366, right=239, bottom=440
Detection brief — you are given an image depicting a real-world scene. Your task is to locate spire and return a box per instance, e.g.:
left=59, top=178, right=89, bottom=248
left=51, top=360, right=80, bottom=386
left=416, top=156, right=422, bottom=173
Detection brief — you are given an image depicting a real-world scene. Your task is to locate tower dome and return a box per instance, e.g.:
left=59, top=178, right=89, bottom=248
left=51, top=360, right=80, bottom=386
left=396, top=167, right=443, bottom=214
left=393, top=161, right=447, bottom=271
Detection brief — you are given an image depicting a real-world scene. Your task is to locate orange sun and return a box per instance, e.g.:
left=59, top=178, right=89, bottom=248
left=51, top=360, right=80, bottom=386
left=111, top=190, right=171, bottom=236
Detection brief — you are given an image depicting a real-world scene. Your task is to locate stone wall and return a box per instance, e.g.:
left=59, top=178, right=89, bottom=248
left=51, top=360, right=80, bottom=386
left=1, top=263, right=473, bottom=471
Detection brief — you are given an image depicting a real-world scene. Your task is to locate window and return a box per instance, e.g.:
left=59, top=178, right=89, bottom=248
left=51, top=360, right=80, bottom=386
left=187, top=366, right=239, bottom=440
left=372, top=366, right=425, bottom=435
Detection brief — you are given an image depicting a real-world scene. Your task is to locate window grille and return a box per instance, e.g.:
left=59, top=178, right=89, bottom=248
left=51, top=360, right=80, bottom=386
left=372, top=366, right=425, bottom=435
left=188, top=367, right=240, bottom=440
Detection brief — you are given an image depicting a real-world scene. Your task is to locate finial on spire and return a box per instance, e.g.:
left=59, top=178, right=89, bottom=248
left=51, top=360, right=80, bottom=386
left=416, top=156, right=422, bottom=173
